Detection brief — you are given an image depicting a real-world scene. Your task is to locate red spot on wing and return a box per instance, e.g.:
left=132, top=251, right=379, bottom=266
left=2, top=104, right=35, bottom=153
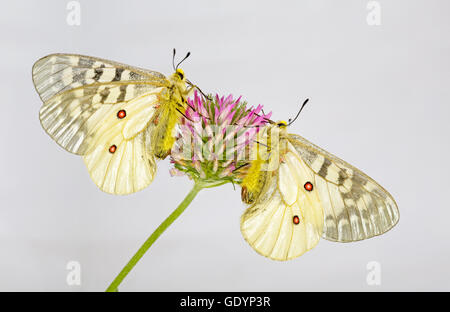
left=304, top=182, right=313, bottom=192
left=117, top=110, right=126, bottom=119
left=293, top=215, right=300, bottom=225
left=109, top=145, right=117, bottom=153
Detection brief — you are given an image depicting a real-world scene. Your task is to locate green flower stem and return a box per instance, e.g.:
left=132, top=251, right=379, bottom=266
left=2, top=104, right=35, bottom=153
left=105, top=181, right=205, bottom=292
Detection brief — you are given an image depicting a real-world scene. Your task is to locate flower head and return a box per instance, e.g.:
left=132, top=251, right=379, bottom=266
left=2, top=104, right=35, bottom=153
left=170, top=91, right=271, bottom=186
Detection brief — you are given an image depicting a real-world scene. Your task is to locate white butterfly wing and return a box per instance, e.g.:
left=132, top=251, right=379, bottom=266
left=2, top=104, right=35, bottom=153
left=81, top=93, right=161, bottom=194
left=288, top=134, right=399, bottom=242
left=83, top=126, right=156, bottom=195
left=240, top=141, right=324, bottom=261
left=33, top=54, right=168, bottom=194
left=33, top=54, right=168, bottom=155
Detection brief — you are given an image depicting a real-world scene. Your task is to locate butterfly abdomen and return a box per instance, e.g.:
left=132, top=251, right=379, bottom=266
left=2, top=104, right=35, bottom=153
left=241, top=159, right=269, bottom=204
left=152, top=95, right=185, bottom=159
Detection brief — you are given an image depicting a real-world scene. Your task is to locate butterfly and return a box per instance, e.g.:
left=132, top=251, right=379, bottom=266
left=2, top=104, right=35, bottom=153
left=32, top=51, right=196, bottom=195
left=239, top=114, right=399, bottom=260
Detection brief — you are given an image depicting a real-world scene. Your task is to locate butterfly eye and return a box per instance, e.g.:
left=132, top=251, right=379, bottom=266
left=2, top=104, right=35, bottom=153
left=109, top=145, right=117, bottom=153
left=293, top=215, right=300, bottom=225
left=117, top=110, right=126, bottom=119
left=175, top=68, right=185, bottom=80
left=277, top=120, right=288, bottom=128
left=304, top=182, right=313, bottom=191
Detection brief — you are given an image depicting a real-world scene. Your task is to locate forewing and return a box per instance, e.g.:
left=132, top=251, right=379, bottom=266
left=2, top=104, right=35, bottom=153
left=32, top=54, right=170, bottom=194
left=32, top=53, right=169, bottom=154
left=288, top=134, right=399, bottom=242
left=33, top=53, right=168, bottom=102
left=240, top=141, right=324, bottom=260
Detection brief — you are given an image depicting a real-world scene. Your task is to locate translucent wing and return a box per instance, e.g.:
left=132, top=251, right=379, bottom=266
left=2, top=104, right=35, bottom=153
left=32, top=54, right=169, bottom=194
left=240, top=141, right=324, bottom=260
left=288, top=134, right=399, bottom=242
left=83, top=125, right=157, bottom=195
left=32, top=53, right=169, bottom=155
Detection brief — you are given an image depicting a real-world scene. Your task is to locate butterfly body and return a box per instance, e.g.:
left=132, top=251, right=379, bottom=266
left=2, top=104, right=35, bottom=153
left=240, top=122, right=399, bottom=260
left=241, top=122, right=289, bottom=204
left=151, top=70, right=190, bottom=158
left=33, top=54, right=193, bottom=194
left=241, top=158, right=270, bottom=204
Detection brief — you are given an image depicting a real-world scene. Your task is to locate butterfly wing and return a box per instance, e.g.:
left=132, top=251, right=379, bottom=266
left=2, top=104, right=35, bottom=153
left=33, top=54, right=169, bottom=194
left=33, top=53, right=169, bottom=154
left=240, top=139, right=324, bottom=261
left=287, top=134, right=399, bottom=242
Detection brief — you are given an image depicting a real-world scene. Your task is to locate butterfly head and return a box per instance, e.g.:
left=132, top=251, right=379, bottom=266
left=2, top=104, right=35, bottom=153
left=172, top=49, right=190, bottom=82
left=276, top=120, right=288, bottom=129
left=170, top=68, right=188, bottom=93
left=175, top=68, right=185, bottom=81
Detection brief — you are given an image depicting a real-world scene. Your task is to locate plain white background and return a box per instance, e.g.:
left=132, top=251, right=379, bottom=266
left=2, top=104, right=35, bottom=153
left=0, top=0, right=449, bottom=291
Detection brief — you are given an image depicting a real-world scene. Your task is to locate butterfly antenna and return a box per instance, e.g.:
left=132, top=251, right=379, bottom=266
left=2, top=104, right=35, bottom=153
left=172, top=48, right=177, bottom=71
left=288, top=98, right=309, bottom=126
left=176, top=51, right=191, bottom=70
